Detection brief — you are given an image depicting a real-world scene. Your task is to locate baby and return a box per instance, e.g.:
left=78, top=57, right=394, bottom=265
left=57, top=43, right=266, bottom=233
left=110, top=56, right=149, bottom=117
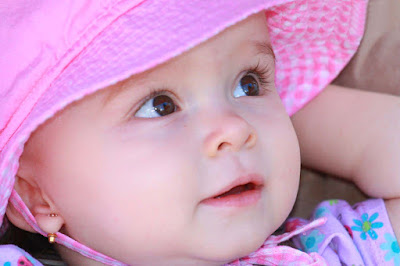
left=0, top=0, right=399, bottom=265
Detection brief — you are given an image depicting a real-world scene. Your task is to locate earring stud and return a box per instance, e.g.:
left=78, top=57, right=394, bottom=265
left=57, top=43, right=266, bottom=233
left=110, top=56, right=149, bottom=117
left=48, top=233, right=57, bottom=243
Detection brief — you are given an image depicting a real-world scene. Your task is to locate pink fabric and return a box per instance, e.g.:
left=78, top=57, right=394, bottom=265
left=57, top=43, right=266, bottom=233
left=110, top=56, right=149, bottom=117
left=225, top=218, right=328, bottom=265
left=267, top=0, right=367, bottom=114
left=0, top=0, right=368, bottom=264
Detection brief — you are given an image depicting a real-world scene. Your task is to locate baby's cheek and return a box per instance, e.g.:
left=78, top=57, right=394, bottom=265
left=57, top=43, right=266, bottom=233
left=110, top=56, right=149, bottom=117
left=263, top=121, right=300, bottom=224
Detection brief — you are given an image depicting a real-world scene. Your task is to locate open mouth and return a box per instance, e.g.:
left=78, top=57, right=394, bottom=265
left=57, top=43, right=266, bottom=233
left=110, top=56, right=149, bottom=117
left=214, top=182, right=260, bottom=199
left=201, top=176, right=264, bottom=207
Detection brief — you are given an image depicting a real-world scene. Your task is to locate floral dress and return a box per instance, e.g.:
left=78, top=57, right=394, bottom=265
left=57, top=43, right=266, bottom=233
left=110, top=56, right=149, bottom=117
left=286, top=199, right=400, bottom=265
left=0, top=245, right=41, bottom=266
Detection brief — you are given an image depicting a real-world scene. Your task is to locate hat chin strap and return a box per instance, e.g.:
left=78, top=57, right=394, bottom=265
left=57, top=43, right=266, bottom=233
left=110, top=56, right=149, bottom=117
left=9, top=190, right=127, bottom=266
left=9, top=190, right=329, bottom=265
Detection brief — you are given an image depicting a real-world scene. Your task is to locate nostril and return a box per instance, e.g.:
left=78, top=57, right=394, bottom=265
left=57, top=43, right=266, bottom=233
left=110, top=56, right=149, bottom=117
left=245, top=133, right=257, bottom=147
left=218, top=142, right=230, bottom=151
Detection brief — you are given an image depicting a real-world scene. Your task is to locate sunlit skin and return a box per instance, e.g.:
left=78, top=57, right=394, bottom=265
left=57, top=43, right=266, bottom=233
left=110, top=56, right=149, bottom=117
left=12, top=13, right=300, bottom=265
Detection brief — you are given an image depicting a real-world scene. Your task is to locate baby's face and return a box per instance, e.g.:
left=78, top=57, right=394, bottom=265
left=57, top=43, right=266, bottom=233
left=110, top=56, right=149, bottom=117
left=23, top=12, right=300, bottom=265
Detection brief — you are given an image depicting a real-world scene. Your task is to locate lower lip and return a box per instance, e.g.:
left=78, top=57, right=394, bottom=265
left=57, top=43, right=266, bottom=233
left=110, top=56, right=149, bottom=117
left=201, top=188, right=262, bottom=207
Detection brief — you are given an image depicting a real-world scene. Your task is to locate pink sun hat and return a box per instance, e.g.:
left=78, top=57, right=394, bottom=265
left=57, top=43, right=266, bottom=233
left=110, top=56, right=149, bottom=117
left=0, top=0, right=367, bottom=264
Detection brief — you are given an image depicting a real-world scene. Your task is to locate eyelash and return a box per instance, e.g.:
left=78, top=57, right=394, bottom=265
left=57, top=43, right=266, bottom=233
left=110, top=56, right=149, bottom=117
left=245, top=61, right=273, bottom=90
left=134, top=63, right=273, bottom=114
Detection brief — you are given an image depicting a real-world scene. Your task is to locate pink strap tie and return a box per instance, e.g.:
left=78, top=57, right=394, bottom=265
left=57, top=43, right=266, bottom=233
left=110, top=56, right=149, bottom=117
left=11, top=189, right=327, bottom=265
left=225, top=218, right=328, bottom=266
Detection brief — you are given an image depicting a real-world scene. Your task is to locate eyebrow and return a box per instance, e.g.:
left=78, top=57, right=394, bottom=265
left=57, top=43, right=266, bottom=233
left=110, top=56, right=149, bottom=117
left=102, top=74, right=148, bottom=109
left=102, top=80, right=127, bottom=108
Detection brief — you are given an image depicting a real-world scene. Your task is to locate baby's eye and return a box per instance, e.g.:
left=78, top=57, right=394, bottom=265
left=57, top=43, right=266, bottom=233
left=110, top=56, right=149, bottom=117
left=135, top=94, right=178, bottom=118
left=233, top=74, right=260, bottom=98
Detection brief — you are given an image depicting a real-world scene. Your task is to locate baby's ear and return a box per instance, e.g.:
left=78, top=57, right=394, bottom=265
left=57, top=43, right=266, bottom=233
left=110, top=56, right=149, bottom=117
left=6, top=157, right=64, bottom=234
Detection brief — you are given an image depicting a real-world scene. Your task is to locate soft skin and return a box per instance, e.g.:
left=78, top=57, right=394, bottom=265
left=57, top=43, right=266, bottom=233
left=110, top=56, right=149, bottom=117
left=8, top=13, right=300, bottom=265
left=291, top=85, right=400, bottom=241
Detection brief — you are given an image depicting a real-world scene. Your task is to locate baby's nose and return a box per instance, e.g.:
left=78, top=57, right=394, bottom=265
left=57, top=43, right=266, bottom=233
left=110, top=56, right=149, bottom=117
left=203, top=112, right=257, bottom=157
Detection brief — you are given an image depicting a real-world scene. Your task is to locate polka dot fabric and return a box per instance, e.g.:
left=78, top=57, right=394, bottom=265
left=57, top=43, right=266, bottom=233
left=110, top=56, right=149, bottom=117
left=0, top=0, right=368, bottom=264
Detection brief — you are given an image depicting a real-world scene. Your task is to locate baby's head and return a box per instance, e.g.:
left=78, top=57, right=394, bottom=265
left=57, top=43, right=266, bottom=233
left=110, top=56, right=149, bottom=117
left=1, top=0, right=363, bottom=264
left=8, top=12, right=300, bottom=264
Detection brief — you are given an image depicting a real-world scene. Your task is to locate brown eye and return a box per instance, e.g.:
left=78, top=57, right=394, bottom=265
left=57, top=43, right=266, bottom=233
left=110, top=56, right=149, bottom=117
left=233, top=74, right=260, bottom=98
left=240, top=75, right=259, bottom=96
left=135, top=94, right=178, bottom=118
left=153, top=95, right=176, bottom=116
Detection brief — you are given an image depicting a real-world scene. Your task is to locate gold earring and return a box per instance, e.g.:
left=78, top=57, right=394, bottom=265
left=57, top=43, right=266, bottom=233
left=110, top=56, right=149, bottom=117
left=48, top=233, right=57, bottom=243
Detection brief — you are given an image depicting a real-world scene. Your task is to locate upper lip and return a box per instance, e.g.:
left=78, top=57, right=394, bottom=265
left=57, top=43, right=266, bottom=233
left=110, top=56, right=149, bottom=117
left=205, top=173, right=264, bottom=199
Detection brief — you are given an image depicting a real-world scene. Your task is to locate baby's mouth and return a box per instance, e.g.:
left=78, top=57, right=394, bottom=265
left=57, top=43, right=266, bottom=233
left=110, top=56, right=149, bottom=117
left=201, top=174, right=264, bottom=207
left=213, top=183, right=260, bottom=199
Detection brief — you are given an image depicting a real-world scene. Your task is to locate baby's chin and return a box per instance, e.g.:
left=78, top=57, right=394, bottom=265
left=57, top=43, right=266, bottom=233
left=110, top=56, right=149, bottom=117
left=193, top=227, right=274, bottom=264
left=196, top=210, right=290, bottom=263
